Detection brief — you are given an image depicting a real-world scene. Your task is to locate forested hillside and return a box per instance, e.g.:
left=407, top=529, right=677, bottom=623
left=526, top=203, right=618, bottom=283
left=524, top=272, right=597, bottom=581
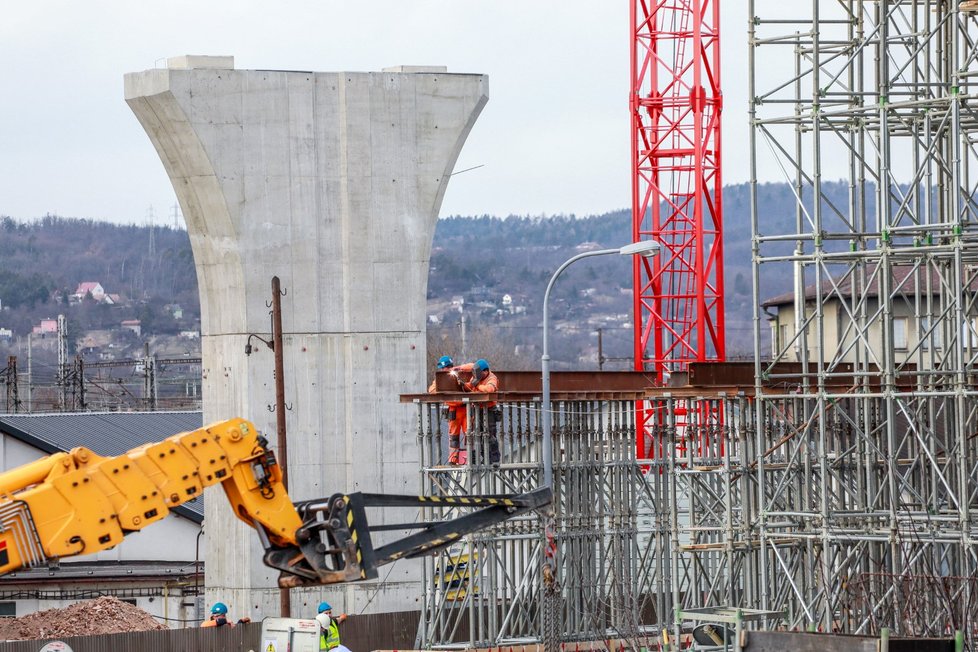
left=0, top=181, right=846, bottom=369
left=0, top=215, right=198, bottom=337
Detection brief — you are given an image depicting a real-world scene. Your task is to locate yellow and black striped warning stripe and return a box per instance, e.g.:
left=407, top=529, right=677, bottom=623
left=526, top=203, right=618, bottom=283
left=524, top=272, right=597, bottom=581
left=343, top=495, right=366, bottom=579
left=386, top=533, right=461, bottom=562
left=415, top=495, right=515, bottom=507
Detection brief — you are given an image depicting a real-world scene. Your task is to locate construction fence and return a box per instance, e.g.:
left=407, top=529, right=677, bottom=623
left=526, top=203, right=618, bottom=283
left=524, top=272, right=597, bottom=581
left=0, top=610, right=419, bottom=652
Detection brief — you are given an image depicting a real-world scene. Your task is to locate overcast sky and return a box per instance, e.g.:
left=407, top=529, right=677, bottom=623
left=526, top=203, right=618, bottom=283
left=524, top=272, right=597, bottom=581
left=0, top=1, right=752, bottom=226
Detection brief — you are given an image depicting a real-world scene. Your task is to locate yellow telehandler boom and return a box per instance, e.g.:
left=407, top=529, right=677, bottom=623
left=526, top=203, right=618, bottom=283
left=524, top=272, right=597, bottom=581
left=0, top=418, right=550, bottom=587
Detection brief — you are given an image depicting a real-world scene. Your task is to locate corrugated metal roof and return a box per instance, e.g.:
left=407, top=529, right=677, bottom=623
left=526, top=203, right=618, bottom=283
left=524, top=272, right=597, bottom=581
left=1, top=560, right=201, bottom=583
left=0, top=412, right=204, bottom=522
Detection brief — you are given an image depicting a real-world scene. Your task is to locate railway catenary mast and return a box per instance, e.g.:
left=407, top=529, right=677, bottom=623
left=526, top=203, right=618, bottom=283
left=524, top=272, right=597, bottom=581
left=630, top=0, right=726, bottom=451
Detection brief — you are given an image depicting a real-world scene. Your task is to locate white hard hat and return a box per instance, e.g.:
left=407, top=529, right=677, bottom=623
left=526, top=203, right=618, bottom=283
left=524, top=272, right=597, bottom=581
left=316, top=612, right=331, bottom=630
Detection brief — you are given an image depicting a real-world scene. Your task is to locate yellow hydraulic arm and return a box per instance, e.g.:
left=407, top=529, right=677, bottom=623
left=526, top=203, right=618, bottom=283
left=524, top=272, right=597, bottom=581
left=0, top=418, right=551, bottom=587
left=0, top=418, right=300, bottom=574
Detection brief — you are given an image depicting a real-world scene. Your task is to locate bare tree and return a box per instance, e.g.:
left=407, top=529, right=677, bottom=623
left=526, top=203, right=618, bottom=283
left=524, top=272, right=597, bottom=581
left=426, top=323, right=533, bottom=372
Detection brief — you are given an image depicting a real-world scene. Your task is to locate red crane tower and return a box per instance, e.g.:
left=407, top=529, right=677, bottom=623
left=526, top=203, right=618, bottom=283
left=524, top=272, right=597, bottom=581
left=630, top=1, right=726, bottom=456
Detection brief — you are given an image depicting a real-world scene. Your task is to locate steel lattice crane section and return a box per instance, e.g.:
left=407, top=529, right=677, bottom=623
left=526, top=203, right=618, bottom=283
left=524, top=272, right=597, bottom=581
left=630, top=0, right=726, bottom=381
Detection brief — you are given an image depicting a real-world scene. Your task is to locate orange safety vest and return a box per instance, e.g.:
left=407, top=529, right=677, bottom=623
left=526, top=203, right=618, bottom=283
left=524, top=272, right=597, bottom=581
left=201, top=616, right=233, bottom=628
left=463, top=369, right=498, bottom=408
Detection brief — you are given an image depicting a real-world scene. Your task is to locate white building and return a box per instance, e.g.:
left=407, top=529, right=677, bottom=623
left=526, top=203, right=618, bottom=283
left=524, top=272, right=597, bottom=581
left=763, top=266, right=977, bottom=364
left=0, top=412, right=205, bottom=625
left=71, top=282, right=107, bottom=304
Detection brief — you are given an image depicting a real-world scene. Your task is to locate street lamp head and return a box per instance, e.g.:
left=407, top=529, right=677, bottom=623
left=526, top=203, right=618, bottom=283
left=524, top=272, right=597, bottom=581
left=618, top=240, right=661, bottom=258
left=540, top=237, right=659, bottom=489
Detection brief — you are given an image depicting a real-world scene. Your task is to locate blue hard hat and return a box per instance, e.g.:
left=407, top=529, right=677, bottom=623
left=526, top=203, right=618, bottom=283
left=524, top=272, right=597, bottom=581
left=437, top=355, right=453, bottom=369
left=318, top=601, right=332, bottom=613
left=473, top=359, right=490, bottom=374
left=211, top=602, right=228, bottom=615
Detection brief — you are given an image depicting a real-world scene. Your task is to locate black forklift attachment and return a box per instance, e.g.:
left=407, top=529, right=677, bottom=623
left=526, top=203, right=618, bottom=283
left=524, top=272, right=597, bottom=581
left=262, top=487, right=552, bottom=588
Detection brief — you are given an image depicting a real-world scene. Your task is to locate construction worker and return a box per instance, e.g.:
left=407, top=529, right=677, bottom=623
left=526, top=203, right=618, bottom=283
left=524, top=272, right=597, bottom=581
left=315, top=601, right=349, bottom=651
left=428, top=355, right=468, bottom=465
left=450, top=358, right=501, bottom=464
left=200, top=602, right=233, bottom=627
left=200, top=601, right=251, bottom=627
left=460, top=358, right=497, bottom=395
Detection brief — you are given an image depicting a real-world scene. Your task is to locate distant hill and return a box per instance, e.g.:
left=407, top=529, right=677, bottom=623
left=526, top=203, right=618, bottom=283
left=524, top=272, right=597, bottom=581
left=430, top=180, right=846, bottom=365
left=0, top=215, right=198, bottom=339
left=0, top=181, right=836, bottom=369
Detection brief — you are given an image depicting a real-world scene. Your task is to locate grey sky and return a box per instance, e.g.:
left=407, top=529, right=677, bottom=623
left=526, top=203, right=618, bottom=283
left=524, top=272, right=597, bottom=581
left=0, top=1, right=751, bottom=226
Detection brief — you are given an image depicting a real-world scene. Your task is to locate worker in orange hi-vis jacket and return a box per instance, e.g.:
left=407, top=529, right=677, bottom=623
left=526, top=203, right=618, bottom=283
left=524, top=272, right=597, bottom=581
left=428, top=355, right=468, bottom=465
left=450, top=358, right=501, bottom=465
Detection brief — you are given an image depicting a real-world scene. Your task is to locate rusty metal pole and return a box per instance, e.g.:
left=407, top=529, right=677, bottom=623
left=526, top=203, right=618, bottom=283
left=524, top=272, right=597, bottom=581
left=271, top=276, right=291, bottom=617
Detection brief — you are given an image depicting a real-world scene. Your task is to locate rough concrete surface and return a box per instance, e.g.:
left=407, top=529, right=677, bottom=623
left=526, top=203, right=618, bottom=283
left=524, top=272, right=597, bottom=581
left=125, top=56, right=487, bottom=618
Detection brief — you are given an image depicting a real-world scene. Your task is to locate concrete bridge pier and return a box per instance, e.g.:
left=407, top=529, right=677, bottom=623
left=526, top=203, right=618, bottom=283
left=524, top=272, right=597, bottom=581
left=125, top=55, right=488, bottom=618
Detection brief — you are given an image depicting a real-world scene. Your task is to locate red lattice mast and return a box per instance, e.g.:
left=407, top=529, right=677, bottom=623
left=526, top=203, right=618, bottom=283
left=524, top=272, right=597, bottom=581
left=630, top=0, right=725, bottom=379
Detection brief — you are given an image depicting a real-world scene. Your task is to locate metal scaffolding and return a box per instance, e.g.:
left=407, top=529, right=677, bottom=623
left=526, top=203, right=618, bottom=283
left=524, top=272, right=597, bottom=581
left=412, top=395, right=665, bottom=649
left=414, top=370, right=978, bottom=646
left=409, top=387, right=758, bottom=649
left=744, top=0, right=978, bottom=641
left=415, top=3, right=978, bottom=646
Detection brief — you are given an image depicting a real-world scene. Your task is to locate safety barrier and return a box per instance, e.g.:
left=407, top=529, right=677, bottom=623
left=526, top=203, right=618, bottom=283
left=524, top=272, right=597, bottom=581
left=0, top=610, right=420, bottom=652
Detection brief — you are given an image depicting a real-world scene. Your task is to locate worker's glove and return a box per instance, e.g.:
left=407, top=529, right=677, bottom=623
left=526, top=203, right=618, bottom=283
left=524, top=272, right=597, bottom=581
left=338, top=613, right=348, bottom=624
left=237, top=617, right=252, bottom=624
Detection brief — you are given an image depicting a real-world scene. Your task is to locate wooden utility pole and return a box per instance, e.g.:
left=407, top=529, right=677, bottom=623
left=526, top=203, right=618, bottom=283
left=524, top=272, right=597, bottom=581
left=75, top=355, right=86, bottom=410
left=4, top=356, right=18, bottom=413
left=271, top=276, right=291, bottom=617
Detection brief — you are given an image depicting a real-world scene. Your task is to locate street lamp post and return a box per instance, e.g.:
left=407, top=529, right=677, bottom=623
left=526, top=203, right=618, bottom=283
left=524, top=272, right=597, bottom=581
left=541, top=240, right=660, bottom=488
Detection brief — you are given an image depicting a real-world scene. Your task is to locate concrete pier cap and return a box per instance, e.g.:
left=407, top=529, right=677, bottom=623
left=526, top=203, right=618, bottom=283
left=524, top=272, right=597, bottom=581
left=125, top=56, right=488, bottom=618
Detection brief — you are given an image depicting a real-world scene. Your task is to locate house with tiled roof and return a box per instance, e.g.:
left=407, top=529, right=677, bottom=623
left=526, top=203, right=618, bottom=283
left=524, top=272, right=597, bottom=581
left=762, top=265, right=978, bottom=364
left=32, top=318, right=58, bottom=336
left=121, top=319, right=141, bottom=337
left=72, top=282, right=106, bottom=303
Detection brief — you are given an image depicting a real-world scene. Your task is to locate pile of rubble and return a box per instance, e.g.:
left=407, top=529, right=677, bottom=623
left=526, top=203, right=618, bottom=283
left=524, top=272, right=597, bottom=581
left=0, top=596, right=167, bottom=640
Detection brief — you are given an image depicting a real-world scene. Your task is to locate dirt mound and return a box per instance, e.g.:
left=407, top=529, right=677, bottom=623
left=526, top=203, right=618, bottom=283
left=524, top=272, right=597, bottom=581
left=0, top=596, right=167, bottom=640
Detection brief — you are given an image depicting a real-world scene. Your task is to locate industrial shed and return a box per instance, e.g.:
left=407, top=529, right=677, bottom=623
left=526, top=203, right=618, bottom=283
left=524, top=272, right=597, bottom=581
left=0, top=412, right=205, bottom=624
